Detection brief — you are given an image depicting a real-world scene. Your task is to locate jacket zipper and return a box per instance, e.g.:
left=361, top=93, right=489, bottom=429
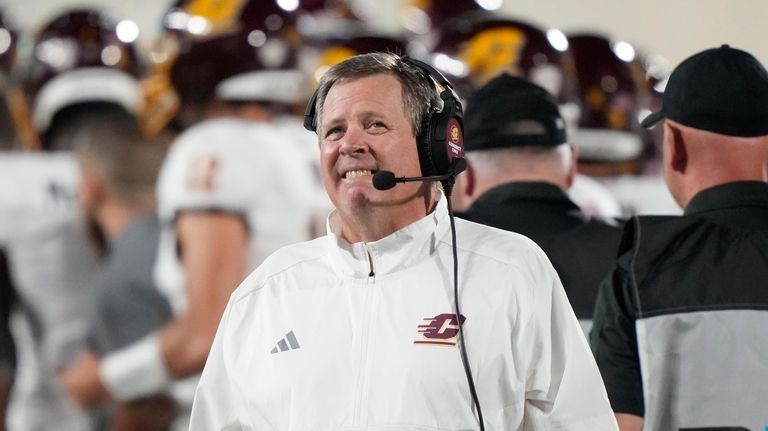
left=353, top=247, right=376, bottom=425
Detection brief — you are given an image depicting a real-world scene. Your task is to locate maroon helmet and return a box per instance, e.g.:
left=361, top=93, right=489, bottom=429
left=400, top=0, right=499, bottom=38
left=303, top=33, right=407, bottom=91
left=141, top=0, right=303, bottom=133
left=428, top=15, right=576, bottom=104
left=567, top=33, right=647, bottom=164
left=10, top=9, right=143, bottom=150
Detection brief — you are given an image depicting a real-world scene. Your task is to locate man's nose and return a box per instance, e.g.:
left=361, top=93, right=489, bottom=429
left=339, top=126, right=368, bottom=156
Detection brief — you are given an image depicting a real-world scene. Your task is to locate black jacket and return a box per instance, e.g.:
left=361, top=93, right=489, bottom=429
left=458, top=181, right=624, bottom=319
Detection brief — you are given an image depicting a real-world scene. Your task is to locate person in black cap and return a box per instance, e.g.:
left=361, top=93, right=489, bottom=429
left=590, top=45, right=768, bottom=431
left=454, top=73, right=624, bottom=333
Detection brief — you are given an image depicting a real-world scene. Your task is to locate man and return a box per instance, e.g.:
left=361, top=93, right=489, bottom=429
left=590, top=45, right=768, bottom=431
left=61, top=2, right=325, bottom=429
left=0, top=9, right=142, bottom=430
left=454, top=73, right=623, bottom=332
left=60, top=105, right=174, bottom=430
left=189, top=52, right=617, bottom=430
left=0, top=144, right=99, bottom=431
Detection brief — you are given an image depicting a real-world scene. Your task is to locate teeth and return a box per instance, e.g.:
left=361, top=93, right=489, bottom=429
left=345, top=170, right=372, bottom=179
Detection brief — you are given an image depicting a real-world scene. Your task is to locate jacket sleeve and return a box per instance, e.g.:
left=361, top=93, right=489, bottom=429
left=589, top=221, right=644, bottom=417
left=519, top=245, right=618, bottom=431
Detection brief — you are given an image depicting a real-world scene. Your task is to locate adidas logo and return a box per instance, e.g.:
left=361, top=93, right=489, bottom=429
left=270, top=330, right=301, bottom=354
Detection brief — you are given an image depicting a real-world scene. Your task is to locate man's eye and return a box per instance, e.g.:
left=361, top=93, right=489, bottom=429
left=325, top=127, right=343, bottom=139
left=368, top=121, right=386, bottom=131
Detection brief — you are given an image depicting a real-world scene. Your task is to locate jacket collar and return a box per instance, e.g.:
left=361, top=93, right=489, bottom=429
left=684, top=181, right=768, bottom=215
left=325, top=194, right=451, bottom=278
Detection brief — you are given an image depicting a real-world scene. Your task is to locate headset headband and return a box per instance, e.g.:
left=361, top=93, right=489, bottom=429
left=303, top=55, right=461, bottom=132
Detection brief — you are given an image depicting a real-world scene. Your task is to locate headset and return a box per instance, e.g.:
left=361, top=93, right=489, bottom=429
left=303, top=55, right=485, bottom=430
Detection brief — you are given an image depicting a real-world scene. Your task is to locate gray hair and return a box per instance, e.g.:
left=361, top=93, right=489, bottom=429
left=311, top=52, right=442, bottom=137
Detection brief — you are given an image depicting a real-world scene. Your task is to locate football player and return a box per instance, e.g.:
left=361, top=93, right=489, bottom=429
left=0, top=8, right=145, bottom=430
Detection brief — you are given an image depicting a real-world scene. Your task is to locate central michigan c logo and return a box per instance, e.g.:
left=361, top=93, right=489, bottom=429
left=414, top=313, right=466, bottom=346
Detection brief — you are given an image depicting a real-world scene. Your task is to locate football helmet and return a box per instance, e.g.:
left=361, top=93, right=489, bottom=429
left=567, top=33, right=647, bottom=166
left=428, top=15, right=576, bottom=104
left=303, top=33, right=407, bottom=92
left=400, top=0, right=499, bottom=38
left=141, top=0, right=303, bottom=134
left=9, top=9, right=143, bottom=150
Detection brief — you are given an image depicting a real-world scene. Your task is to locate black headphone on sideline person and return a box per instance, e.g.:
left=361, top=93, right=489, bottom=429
left=303, top=55, right=485, bottom=431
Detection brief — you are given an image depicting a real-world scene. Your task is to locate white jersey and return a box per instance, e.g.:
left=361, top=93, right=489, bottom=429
left=154, top=117, right=325, bottom=314
left=0, top=151, right=99, bottom=431
left=191, top=196, right=618, bottom=431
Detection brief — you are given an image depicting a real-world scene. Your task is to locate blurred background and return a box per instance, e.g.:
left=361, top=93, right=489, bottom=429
left=3, top=0, right=766, bottom=68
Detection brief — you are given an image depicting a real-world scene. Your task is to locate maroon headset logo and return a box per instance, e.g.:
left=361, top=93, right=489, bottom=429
left=414, top=313, right=466, bottom=346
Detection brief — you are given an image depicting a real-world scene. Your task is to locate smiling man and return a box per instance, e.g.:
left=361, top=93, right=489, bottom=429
left=320, top=72, right=434, bottom=244
left=189, top=52, right=617, bottom=431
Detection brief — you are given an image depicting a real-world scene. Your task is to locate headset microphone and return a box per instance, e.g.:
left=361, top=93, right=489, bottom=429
left=372, top=159, right=467, bottom=191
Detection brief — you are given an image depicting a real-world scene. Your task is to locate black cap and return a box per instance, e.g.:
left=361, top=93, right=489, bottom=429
left=464, top=73, right=567, bottom=151
left=640, top=45, right=768, bottom=137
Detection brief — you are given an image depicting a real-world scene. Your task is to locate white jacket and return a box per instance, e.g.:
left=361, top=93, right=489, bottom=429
left=190, top=196, right=618, bottom=430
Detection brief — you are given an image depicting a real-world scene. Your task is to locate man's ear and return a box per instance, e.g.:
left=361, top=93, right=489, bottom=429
left=450, top=160, right=475, bottom=212
left=462, top=161, right=475, bottom=197
left=78, top=168, right=106, bottom=212
left=666, top=122, right=688, bottom=174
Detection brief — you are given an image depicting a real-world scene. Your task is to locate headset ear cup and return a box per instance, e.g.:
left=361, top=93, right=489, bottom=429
left=303, top=88, right=319, bottom=131
left=405, top=56, right=465, bottom=178
left=417, top=112, right=436, bottom=177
